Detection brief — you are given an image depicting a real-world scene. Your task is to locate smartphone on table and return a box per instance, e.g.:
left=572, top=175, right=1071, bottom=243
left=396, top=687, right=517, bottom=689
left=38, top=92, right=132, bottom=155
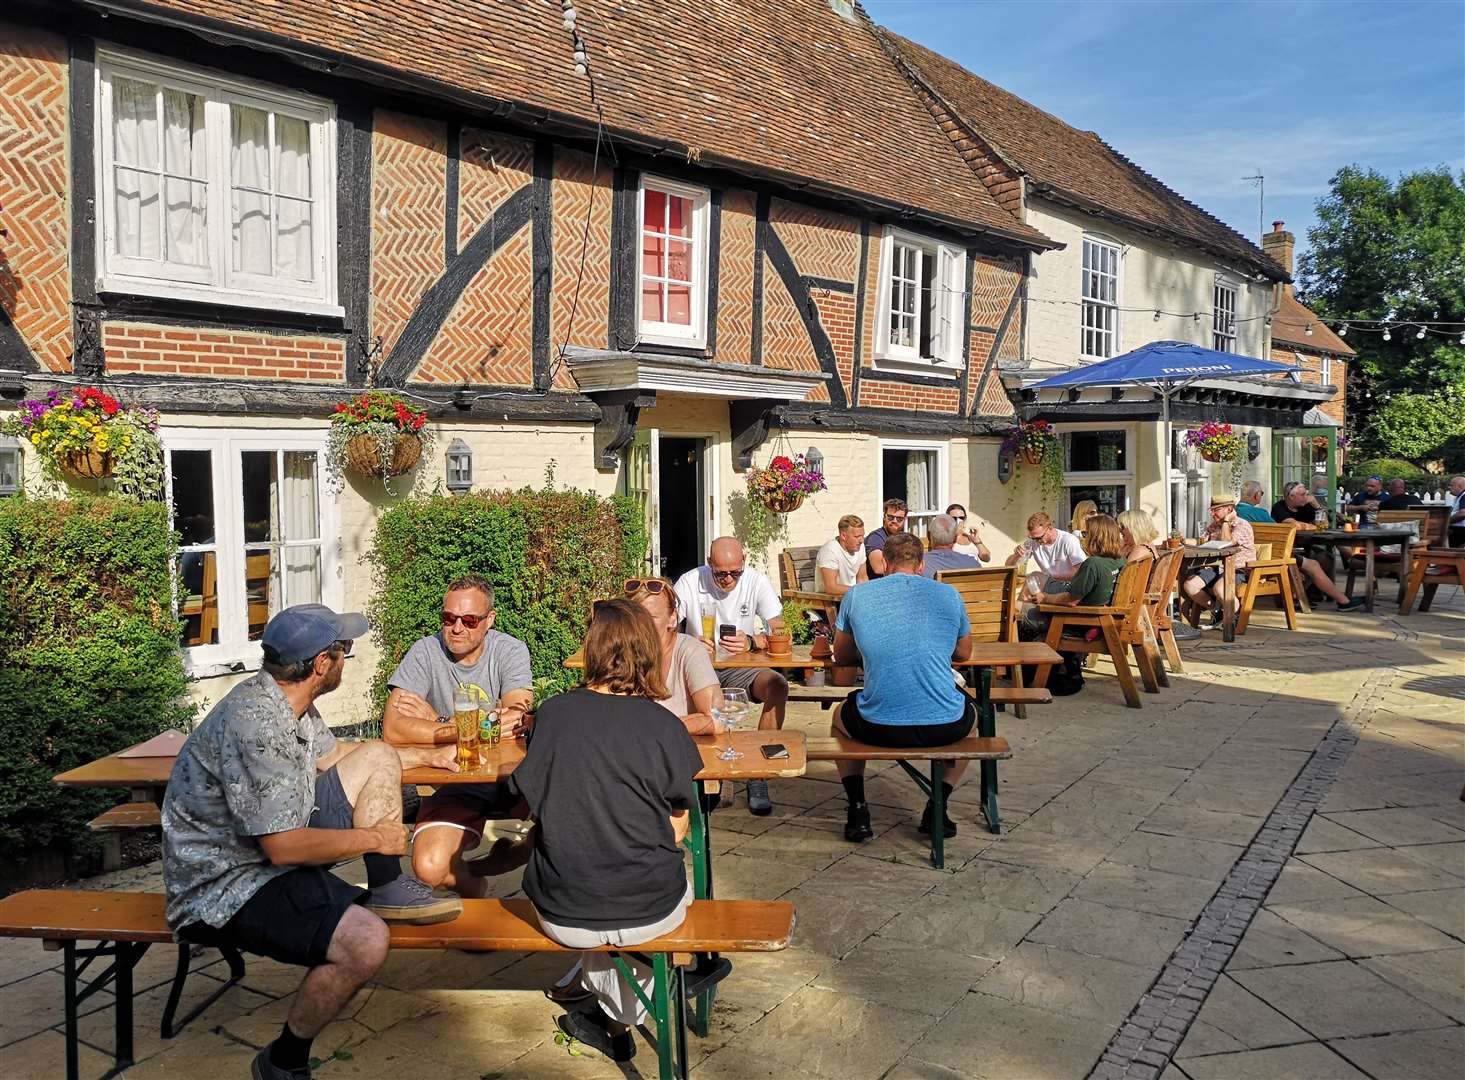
left=760, top=744, right=790, bottom=760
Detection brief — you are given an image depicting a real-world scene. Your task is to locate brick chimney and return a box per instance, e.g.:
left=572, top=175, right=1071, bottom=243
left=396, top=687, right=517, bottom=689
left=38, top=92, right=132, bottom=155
left=1262, top=220, right=1294, bottom=295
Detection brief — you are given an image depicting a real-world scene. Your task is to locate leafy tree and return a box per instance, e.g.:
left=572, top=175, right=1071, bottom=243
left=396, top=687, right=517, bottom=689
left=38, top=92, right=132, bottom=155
left=1297, top=167, right=1465, bottom=434
left=1368, top=385, right=1465, bottom=461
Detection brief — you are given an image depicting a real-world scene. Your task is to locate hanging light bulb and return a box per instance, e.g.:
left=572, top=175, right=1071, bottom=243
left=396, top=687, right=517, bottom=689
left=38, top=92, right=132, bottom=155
left=1382, top=327, right=1391, bottom=341
left=1458, top=331, right=1464, bottom=345
left=1338, top=324, right=1347, bottom=338
left=1153, top=310, right=1161, bottom=322
left=1304, top=322, right=1313, bottom=336
left=1416, top=326, right=1427, bottom=340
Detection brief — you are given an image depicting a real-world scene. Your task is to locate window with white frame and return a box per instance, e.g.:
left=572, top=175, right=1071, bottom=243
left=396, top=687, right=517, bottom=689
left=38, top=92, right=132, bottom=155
left=1080, top=237, right=1119, bottom=358
left=1212, top=279, right=1237, bottom=352
left=164, top=429, right=339, bottom=671
left=1321, top=354, right=1333, bottom=386
left=879, top=440, right=948, bottom=538
left=637, top=176, right=710, bottom=347
left=1059, top=426, right=1132, bottom=521
left=0, top=436, right=21, bottom=497
left=96, top=49, right=338, bottom=314
left=876, top=228, right=966, bottom=369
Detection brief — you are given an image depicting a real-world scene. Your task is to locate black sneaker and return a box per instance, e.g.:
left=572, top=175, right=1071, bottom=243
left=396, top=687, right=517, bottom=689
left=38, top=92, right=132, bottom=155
left=746, top=779, right=773, bottom=816
left=555, top=1006, right=635, bottom=1062
left=252, top=1048, right=309, bottom=1080
left=918, top=801, right=957, bottom=838
left=1336, top=596, right=1367, bottom=611
left=682, top=955, right=733, bottom=999
left=844, top=801, right=873, bottom=842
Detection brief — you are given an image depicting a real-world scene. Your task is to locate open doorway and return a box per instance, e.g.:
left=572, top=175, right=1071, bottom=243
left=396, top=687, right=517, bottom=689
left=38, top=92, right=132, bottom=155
left=657, top=436, right=710, bottom=580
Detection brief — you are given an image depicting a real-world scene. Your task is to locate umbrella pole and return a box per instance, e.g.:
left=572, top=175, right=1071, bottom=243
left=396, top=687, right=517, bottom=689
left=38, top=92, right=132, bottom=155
left=1162, top=386, right=1173, bottom=534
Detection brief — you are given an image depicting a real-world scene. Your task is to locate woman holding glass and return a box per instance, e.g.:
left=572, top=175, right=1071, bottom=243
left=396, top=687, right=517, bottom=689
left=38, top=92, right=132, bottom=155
left=625, top=577, right=727, bottom=735
left=511, top=600, right=704, bottom=1062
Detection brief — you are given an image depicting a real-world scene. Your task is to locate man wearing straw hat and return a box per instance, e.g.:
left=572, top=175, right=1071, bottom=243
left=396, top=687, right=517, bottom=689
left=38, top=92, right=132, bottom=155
left=1179, top=495, right=1256, bottom=630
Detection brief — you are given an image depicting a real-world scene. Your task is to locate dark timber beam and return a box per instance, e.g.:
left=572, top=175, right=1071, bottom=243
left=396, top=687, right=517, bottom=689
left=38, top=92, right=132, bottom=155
left=762, top=226, right=848, bottom=409
left=589, top=388, right=656, bottom=472
left=729, top=398, right=782, bottom=472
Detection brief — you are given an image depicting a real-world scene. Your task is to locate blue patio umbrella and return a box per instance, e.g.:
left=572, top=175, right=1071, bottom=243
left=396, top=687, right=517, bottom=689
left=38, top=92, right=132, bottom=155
left=1028, top=341, right=1300, bottom=530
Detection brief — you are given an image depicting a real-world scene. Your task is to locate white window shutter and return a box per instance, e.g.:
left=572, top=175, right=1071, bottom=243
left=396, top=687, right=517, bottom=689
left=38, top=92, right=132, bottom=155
left=874, top=230, right=895, bottom=360
left=939, top=243, right=966, bottom=365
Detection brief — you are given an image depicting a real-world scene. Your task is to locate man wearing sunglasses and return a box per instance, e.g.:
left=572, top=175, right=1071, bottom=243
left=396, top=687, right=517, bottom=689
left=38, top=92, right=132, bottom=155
left=865, top=498, right=908, bottom=578
left=383, top=575, right=535, bottom=899
left=672, top=537, right=788, bottom=815
left=1005, top=511, right=1085, bottom=600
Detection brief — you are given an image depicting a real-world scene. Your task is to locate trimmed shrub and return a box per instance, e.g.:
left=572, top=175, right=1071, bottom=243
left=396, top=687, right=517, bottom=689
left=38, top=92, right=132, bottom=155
left=1343, top=457, right=1429, bottom=483
left=0, top=498, right=190, bottom=859
left=367, top=484, right=648, bottom=710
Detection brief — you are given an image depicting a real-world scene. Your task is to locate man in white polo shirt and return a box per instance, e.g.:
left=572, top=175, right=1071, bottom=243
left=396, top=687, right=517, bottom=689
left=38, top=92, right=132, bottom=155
left=1006, top=511, right=1085, bottom=599
left=674, top=536, right=787, bottom=815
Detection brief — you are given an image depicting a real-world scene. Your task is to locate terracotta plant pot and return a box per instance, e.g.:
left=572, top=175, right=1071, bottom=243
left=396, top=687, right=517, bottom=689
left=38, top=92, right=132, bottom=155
left=60, top=448, right=112, bottom=479
left=1165, top=538, right=1184, bottom=550
left=765, top=631, right=792, bottom=658
left=810, top=636, right=833, bottom=661
left=828, top=664, right=861, bottom=687
left=761, top=490, right=804, bottom=514
left=344, top=432, right=422, bottom=477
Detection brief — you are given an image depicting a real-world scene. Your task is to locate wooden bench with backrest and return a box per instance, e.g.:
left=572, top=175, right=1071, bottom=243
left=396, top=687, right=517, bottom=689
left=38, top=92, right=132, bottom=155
left=1346, top=509, right=1430, bottom=598
left=934, top=565, right=1032, bottom=717
left=1237, top=522, right=1301, bottom=634
left=1032, top=558, right=1158, bottom=708
left=1399, top=547, right=1465, bottom=614
left=778, top=545, right=841, bottom=628
left=805, top=735, right=1012, bottom=869
left=1140, top=547, right=1186, bottom=680
left=0, top=889, right=794, bottom=1080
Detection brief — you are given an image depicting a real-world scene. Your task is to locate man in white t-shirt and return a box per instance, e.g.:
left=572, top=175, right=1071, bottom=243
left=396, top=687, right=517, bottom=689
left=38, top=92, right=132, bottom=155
left=815, top=515, right=868, bottom=597
left=674, top=537, right=788, bottom=815
left=1006, top=511, right=1086, bottom=598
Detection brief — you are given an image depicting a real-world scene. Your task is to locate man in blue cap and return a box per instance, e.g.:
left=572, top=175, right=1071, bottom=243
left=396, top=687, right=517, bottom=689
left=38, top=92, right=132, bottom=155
left=162, top=604, right=459, bottom=1080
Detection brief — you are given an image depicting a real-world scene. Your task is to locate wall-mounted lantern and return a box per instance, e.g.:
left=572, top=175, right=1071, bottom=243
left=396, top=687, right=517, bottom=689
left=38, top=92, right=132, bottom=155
left=0, top=437, right=20, bottom=497
left=806, top=445, right=824, bottom=476
left=996, top=451, right=1013, bottom=485
left=445, top=438, right=473, bottom=493
left=1245, top=430, right=1261, bottom=461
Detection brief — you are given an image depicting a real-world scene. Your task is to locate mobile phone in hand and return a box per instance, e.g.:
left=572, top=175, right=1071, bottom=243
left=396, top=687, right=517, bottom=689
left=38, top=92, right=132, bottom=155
left=760, top=744, right=790, bottom=760
left=718, top=623, right=738, bottom=640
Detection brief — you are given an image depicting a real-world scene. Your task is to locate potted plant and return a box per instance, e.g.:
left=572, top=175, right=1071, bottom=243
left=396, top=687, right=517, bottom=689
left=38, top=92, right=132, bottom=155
left=1001, top=419, right=1065, bottom=502
left=326, top=390, right=429, bottom=489
left=1166, top=529, right=1185, bottom=550
left=747, top=452, right=826, bottom=514
left=1183, top=422, right=1247, bottom=492
left=2, top=387, right=162, bottom=500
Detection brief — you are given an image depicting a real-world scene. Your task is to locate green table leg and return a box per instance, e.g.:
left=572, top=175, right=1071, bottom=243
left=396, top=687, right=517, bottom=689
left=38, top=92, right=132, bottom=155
left=652, top=952, right=677, bottom=1080
left=975, top=666, right=1002, bottom=834
left=686, top=782, right=716, bottom=1037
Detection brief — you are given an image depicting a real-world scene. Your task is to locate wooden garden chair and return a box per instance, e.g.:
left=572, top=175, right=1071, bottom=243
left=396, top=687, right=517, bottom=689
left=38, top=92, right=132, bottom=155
left=1139, top=547, right=1184, bottom=683
left=1399, top=548, right=1465, bottom=614
left=778, top=545, right=841, bottom=629
left=934, top=565, right=1028, bottom=716
left=1237, top=522, right=1300, bottom=634
left=1031, top=559, right=1158, bottom=709
left=1346, top=509, right=1429, bottom=599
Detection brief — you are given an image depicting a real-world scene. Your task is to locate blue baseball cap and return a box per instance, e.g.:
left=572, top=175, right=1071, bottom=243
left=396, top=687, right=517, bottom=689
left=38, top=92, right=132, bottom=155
left=261, top=604, right=369, bottom=665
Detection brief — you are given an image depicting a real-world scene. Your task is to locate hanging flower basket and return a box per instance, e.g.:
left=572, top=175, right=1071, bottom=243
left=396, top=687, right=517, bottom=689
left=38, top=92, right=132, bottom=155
left=1184, top=422, right=1248, bottom=492
left=344, top=431, right=422, bottom=477
left=747, top=453, right=826, bottom=515
left=1001, top=420, right=1065, bottom=502
left=1198, top=446, right=1227, bottom=463
left=60, top=447, right=113, bottom=479
left=326, top=390, right=431, bottom=491
left=1020, top=447, right=1043, bottom=466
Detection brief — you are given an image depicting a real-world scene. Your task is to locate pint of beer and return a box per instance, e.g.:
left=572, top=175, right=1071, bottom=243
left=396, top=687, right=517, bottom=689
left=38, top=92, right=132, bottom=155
left=453, top=686, right=480, bottom=768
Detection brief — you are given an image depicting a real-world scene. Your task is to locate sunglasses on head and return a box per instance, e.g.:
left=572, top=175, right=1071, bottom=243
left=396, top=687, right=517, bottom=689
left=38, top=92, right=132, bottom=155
left=441, top=611, right=489, bottom=629
left=951, top=514, right=966, bottom=522
left=623, top=579, right=668, bottom=595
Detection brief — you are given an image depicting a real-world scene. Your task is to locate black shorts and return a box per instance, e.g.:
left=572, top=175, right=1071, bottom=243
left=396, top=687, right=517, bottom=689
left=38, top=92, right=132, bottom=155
left=177, top=768, right=367, bottom=968
left=1188, top=566, right=1246, bottom=589
left=839, top=690, right=975, bottom=748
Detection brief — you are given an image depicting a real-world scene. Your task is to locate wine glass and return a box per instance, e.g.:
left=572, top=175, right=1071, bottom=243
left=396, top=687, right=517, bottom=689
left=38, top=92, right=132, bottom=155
left=714, top=688, right=752, bottom=760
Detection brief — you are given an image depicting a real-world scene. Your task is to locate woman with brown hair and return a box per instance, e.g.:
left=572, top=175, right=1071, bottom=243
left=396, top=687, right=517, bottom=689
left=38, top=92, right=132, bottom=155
left=624, top=577, right=726, bottom=734
left=1019, top=514, right=1129, bottom=693
left=510, top=600, right=703, bottom=1062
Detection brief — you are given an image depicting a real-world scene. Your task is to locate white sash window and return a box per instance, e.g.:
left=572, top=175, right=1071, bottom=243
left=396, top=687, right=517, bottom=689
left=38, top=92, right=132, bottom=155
left=875, top=227, right=966, bottom=371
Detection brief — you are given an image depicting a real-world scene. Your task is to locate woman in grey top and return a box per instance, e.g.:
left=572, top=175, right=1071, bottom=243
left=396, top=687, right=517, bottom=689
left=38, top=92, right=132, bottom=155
left=627, top=576, right=725, bottom=734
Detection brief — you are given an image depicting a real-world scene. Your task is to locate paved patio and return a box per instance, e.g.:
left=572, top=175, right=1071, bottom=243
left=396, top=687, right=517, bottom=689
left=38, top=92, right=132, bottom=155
left=3, top=585, right=1462, bottom=1079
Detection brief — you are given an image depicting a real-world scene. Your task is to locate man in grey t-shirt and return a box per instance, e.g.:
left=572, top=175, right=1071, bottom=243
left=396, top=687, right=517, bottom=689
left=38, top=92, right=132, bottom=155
left=383, top=574, right=534, bottom=898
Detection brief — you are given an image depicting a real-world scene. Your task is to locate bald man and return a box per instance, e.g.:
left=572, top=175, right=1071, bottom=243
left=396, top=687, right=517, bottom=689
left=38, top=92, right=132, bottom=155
left=673, top=537, right=788, bottom=815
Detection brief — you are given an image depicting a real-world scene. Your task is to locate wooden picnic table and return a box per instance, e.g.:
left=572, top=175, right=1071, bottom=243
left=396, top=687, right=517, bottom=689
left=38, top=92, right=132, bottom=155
left=1176, top=542, right=1241, bottom=642
left=1307, top=527, right=1415, bottom=613
left=564, top=643, right=826, bottom=670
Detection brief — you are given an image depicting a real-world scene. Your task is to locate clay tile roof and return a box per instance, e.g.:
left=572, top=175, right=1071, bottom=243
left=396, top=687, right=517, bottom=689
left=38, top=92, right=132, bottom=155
left=1272, top=292, right=1354, bottom=356
left=106, top=0, right=1053, bottom=248
left=883, top=31, right=1286, bottom=281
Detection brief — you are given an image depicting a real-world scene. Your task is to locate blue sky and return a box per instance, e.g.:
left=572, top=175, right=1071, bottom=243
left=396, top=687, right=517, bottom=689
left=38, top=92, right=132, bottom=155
left=866, top=0, right=1465, bottom=261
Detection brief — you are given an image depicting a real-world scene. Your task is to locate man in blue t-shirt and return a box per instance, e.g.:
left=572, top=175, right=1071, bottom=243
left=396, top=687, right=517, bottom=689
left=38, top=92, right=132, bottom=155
left=832, top=531, right=973, bottom=843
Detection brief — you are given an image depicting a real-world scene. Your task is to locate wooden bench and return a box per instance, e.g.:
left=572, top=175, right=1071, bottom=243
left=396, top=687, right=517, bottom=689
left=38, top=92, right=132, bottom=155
left=87, top=802, right=162, bottom=872
left=788, top=682, right=1050, bottom=709
left=0, top=889, right=794, bottom=1080
left=806, top=735, right=1012, bottom=868
left=778, top=545, right=842, bottom=628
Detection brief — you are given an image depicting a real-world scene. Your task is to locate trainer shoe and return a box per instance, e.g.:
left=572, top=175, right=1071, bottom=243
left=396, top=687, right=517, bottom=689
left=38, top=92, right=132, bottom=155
left=1337, top=596, right=1367, bottom=611
left=746, top=779, right=773, bottom=816
left=366, top=874, right=462, bottom=924
left=918, top=801, right=957, bottom=838
left=252, top=1048, right=309, bottom=1080
left=555, top=1006, right=635, bottom=1062
left=844, top=801, right=874, bottom=842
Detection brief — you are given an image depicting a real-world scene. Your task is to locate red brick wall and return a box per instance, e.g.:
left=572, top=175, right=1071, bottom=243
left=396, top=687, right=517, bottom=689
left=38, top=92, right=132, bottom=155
left=811, top=288, right=855, bottom=400
left=857, top=379, right=961, bottom=412
left=1273, top=344, right=1346, bottom=426
left=770, top=200, right=859, bottom=282
left=102, top=323, right=346, bottom=380
left=414, top=225, right=534, bottom=385
left=457, top=128, right=532, bottom=250
left=0, top=24, right=72, bottom=372
left=371, top=111, right=447, bottom=360
left=971, top=253, right=1024, bottom=418
left=717, top=189, right=757, bottom=363
left=549, top=147, right=612, bottom=387
left=762, top=268, right=825, bottom=399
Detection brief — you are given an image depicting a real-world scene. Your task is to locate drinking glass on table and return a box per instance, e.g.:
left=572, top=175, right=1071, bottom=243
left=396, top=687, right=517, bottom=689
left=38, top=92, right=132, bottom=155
left=453, top=686, right=481, bottom=768
left=700, top=602, right=717, bottom=641
left=713, top=688, right=752, bottom=760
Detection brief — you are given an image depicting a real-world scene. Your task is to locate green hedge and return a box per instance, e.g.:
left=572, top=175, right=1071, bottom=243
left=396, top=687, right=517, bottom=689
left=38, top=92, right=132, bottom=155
left=367, top=485, right=648, bottom=711
left=0, top=498, right=190, bottom=859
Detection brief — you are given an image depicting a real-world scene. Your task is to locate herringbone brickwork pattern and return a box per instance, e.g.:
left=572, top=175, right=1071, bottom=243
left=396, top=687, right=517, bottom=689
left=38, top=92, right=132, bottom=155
left=371, top=110, right=446, bottom=357
left=0, top=26, right=72, bottom=372
left=457, top=128, right=533, bottom=251
left=971, top=252, right=1023, bottom=417
left=770, top=199, right=859, bottom=283
left=763, top=269, right=826, bottom=401
left=550, top=147, right=611, bottom=388
left=717, top=189, right=757, bottom=363
left=414, top=226, right=534, bottom=386
left=103, top=323, right=345, bottom=380
left=811, top=289, right=855, bottom=400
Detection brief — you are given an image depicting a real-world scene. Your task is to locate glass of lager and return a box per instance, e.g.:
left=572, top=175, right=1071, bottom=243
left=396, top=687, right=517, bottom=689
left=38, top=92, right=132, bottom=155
left=453, top=686, right=480, bottom=768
